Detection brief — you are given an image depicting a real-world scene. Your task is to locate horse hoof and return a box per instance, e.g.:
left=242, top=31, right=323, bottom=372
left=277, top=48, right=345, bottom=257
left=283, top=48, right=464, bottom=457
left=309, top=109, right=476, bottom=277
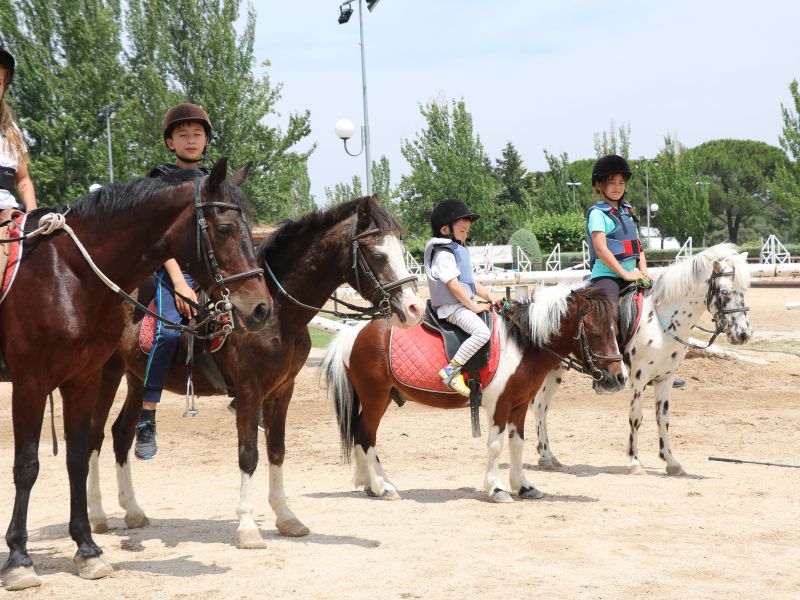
left=537, top=457, right=561, bottom=471
left=236, top=528, right=267, bottom=550
left=124, top=512, right=150, bottom=529
left=666, top=464, right=686, bottom=476
left=3, top=566, right=41, bottom=590
left=363, top=485, right=378, bottom=497
left=381, top=488, right=401, bottom=501
left=74, top=555, right=113, bottom=580
left=518, top=486, right=545, bottom=500
left=90, top=517, right=109, bottom=534
left=276, top=518, right=310, bottom=537
left=490, top=489, right=514, bottom=503
left=628, top=464, right=647, bottom=475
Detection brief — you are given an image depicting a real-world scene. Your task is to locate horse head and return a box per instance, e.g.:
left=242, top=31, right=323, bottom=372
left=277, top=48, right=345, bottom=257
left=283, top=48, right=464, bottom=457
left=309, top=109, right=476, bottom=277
left=188, top=157, right=271, bottom=332
left=348, top=194, right=423, bottom=327
left=571, top=286, right=628, bottom=393
left=708, top=251, right=752, bottom=345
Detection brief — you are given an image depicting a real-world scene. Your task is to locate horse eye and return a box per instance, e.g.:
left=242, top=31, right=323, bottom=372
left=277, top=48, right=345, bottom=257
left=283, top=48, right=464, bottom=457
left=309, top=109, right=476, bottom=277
left=720, top=289, right=731, bottom=297
left=216, top=224, right=233, bottom=235
left=372, top=253, right=387, bottom=263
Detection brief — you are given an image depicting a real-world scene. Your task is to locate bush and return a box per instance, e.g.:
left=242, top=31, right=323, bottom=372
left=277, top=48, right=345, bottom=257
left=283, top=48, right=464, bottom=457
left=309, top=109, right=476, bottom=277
left=528, top=212, right=585, bottom=252
left=508, top=228, right=542, bottom=270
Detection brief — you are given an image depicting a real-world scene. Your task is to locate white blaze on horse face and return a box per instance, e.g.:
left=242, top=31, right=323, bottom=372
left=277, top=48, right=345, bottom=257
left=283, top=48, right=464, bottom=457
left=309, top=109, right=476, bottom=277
left=376, top=234, right=423, bottom=327
left=718, top=260, right=753, bottom=345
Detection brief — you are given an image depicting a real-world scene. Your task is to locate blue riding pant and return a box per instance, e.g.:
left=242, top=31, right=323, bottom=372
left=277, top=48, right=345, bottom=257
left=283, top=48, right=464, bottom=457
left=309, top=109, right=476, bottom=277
left=143, top=267, right=196, bottom=404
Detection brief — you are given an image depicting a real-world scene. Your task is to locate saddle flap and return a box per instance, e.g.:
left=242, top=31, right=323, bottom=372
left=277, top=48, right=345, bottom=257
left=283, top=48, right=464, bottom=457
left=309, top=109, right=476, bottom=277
left=618, top=285, right=645, bottom=349
left=421, top=301, right=492, bottom=372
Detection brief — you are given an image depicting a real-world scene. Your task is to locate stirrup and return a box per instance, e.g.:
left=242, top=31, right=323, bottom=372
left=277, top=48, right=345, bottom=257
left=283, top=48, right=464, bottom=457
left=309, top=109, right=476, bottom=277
left=183, top=372, right=198, bottom=417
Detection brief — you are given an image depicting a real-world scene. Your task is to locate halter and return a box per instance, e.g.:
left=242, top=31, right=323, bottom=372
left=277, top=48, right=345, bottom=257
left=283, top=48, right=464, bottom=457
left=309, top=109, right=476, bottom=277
left=265, top=218, right=417, bottom=321
left=654, top=269, right=750, bottom=349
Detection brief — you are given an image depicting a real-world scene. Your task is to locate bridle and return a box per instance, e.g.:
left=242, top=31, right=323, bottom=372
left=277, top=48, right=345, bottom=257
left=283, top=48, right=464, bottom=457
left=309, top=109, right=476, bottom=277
left=655, top=268, right=750, bottom=349
left=265, top=218, right=417, bottom=321
left=502, top=299, right=623, bottom=381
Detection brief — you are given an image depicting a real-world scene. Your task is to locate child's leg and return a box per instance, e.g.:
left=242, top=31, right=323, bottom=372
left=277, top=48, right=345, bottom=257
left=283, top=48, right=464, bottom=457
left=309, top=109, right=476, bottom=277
left=142, top=269, right=184, bottom=407
left=446, top=307, right=491, bottom=366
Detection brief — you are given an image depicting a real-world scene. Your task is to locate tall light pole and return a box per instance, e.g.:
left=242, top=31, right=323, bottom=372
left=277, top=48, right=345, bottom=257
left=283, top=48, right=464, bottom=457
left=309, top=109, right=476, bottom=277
left=639, top=157, right=659, bottom=249
left=566, top=181, right=581, bottom=210
left=97, top=102, right=121, bottom=183
left=336, top=0, right=381, bottom=195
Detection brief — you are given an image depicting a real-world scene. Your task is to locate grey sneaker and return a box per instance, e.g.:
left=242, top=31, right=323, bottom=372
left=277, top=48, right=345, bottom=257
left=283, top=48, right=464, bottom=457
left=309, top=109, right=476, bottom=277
left=134, top=421, right=158, bottom=460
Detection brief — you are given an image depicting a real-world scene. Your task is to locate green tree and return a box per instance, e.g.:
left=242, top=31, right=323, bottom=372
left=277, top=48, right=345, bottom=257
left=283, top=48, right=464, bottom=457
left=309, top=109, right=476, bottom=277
left=646, top=137, right=709, bottom=245
left=324, top=175, right=362, bottom=209
left=533, top=150, right=573, bottom=214
left=593, top=121, right=631, bottom=158
left=398, top=98, right=501, bottom=244
left=773, top=80, right=800, bottom=240
left=689, top=139, right=787, bottom=243
left=507, top=228, right=541, bottom=270
left=491, top=141, right=529, bottom=241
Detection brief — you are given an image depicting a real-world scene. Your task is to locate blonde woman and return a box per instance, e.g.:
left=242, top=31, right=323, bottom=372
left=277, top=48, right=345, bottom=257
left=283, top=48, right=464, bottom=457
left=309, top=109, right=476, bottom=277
left=0, top=46, right=36, bottom=221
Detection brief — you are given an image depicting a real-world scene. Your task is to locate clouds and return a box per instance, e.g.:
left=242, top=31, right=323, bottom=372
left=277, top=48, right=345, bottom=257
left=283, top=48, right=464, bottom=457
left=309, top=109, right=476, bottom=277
left=250, top=0, right=800, bottom=205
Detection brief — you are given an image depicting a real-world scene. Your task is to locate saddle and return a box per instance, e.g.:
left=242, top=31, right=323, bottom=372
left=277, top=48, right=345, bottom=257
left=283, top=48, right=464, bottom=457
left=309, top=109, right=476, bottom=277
left=618, top=283, right=647, bottom=349
left=0, top=212, right=26, bottom=305
left=421, top=301, right=493, bottom=372
left=136, top=278, right=231, bottom=395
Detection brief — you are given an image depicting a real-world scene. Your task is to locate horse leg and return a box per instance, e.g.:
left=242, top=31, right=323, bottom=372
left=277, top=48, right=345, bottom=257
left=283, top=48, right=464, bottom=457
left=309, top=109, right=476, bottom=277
left=60, top=378, right=113, bottom=580
left=352, top=386, right=398, bottom=500
left=484, top=405, right=513, bottom=503
left=533, top=368, right=564, bottom=470
left=233, top=382, right=267, bottom=549
left=88, top=354, right=126, bottom=533
left=654, top=376, right=685, bottom=475
left=111, top=373, right=149, bottom=529
left=627, top=383, right=647, bottom=475
left=2, top=387, right=47, bottom=590
left=508, top=403, right=544, bottom=499
left=264, top=383, right=309, bottom=537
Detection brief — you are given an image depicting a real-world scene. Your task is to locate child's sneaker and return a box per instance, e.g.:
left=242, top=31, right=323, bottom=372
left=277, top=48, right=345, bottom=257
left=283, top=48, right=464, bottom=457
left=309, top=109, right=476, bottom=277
left=439, top=364, right=471, bottom=397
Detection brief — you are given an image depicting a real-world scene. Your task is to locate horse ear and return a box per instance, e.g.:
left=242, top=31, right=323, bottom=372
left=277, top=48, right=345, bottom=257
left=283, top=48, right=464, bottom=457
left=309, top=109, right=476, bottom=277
left=207, top=157, right=229, bottom=192
left=356, top=195, right=374, bottom=231
left=712, top=259, right=723, bottom=273
left=231, top=161, right=252, bottom=187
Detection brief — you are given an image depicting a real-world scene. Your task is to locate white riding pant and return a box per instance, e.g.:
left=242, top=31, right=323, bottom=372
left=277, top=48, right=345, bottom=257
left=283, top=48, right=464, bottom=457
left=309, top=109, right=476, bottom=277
left=445, top=306, right=491, bottom=367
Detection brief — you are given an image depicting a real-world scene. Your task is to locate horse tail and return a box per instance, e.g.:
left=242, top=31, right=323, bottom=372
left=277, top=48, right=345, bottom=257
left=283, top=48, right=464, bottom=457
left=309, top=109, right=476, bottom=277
left=321, top=323, right=366, bottom=463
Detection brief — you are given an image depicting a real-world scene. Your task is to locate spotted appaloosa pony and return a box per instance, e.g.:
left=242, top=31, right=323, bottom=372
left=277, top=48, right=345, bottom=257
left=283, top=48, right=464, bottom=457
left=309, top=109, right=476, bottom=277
left=323, top=283, right=628, bottom=503
left=533, top=243, right=753, bottom=476
left=86, top=194, right=423, bottom=549
left=0, top=159, right=270, bottom=590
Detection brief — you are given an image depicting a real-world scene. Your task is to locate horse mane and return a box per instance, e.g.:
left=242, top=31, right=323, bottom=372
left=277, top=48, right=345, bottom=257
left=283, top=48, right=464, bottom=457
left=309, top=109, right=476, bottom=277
left=62, top=170, right=253, bottom=223
left=651, top=243, right=748, bottom=304
left=258, top=195, right=403, bottom=262
left=504, top=281, right=613, bottom=352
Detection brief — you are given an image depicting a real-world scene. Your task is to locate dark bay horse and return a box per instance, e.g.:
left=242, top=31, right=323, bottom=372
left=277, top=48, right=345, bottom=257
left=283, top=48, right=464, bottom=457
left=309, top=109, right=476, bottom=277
left=323, top=283, right=628, bottom=503
left=0, top=159, right=271, bottom=590
left=86, top=195, right=424, bottom=549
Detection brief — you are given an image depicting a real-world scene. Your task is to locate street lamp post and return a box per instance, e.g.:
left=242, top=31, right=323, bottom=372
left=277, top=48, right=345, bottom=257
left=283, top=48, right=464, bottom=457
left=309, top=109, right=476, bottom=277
left=639, top=157, right=659, bottom=249
left=566, top=181, right=581, bottom=210
left=336, top=0, right=381, bottom=195
left=97, top=102, right=121, bottom=183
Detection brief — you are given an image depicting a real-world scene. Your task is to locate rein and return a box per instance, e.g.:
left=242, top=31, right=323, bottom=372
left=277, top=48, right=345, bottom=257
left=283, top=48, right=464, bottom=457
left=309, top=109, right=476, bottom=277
left=265, top=222, right=417, bottom=321
left=653, top=270, right=750, bottom=350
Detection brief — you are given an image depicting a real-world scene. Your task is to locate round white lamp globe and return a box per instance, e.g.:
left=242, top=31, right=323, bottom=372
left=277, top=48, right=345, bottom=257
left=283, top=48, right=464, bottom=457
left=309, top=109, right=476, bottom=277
left=335, top=118, right=356, bottom=140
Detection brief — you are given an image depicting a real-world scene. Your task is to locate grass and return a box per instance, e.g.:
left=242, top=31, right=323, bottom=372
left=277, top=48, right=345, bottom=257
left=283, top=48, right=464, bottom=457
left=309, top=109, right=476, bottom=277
left=308, top=328, right=334, bottom=349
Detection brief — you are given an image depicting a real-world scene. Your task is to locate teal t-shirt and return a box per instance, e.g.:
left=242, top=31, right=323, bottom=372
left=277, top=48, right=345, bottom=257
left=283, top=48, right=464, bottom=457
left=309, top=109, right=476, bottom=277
left=587, top=202, right=638, bottom=279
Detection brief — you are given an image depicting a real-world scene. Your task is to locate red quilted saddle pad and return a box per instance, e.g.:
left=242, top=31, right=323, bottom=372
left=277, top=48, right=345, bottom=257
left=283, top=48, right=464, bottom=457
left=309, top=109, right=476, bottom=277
left=390, top=312, right=500, bottom=394
left=139, top=300, right=227, bottom=355
left=0, top=214, right=27, bottom=304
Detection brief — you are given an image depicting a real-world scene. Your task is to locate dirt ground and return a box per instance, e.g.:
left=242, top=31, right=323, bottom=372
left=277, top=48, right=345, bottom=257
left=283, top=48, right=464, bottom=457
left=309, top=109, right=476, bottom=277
left=0, top=288, right=798, bottom=599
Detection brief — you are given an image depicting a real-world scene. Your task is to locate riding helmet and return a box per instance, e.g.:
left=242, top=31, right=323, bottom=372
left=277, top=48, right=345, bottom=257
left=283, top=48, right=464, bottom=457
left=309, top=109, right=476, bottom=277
left=0, top=46, right=15, bottom=84
left=162, top=103, right=213, bottom=143
left=430, top=198, right=480, bottom=237
left=591, top=154, right=632, bottom=186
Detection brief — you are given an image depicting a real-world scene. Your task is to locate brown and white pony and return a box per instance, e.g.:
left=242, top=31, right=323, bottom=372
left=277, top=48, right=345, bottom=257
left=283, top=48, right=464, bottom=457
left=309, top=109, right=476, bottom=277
left=323, top=283, right=628, bottom=503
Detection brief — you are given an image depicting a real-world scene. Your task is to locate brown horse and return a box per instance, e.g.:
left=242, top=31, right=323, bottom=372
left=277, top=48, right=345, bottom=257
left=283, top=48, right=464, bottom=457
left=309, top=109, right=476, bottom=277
left=86, top=194, right=424, bottom=549
left=0, top=159, right=271, bottom=590
left=323, top=282, right=628, bottom=503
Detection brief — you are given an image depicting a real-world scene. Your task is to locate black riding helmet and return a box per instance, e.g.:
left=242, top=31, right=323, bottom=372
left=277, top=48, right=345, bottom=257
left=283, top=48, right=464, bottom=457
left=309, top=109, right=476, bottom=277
left=430, top=198, right=480, bottom=238
left=0, top=46, right=15, bottom=85
left=592, top=154, right=632, bottom=186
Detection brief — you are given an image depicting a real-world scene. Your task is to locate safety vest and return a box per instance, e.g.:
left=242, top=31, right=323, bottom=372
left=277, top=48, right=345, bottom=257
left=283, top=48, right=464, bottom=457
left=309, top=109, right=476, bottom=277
left=424, top=239, right=477, bottom=308
left=586, top=202, right=642, bottom=268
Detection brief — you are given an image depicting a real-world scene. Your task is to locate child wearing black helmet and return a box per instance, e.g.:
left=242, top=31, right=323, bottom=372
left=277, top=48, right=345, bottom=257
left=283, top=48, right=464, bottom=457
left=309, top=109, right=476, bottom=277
left=424, top=199, right=498, bottom=397
left=586, top=154, right=650, bottom=305
left=0, top=46, right=37, bottom=220
left=134, top=103, right=212, bottom=461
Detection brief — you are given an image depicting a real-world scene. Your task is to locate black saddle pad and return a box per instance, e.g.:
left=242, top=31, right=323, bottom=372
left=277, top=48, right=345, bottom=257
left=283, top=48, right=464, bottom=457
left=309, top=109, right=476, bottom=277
left=421, top=300, right=492, bottom=373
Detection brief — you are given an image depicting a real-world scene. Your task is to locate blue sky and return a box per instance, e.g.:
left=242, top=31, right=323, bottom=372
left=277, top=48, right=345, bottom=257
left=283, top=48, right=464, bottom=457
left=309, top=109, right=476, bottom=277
left=251, top=0, right=800, bottom=205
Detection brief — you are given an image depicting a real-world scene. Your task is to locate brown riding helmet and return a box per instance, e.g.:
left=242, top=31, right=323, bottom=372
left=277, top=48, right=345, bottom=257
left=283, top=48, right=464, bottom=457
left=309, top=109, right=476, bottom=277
left=162, top=103, right=212, bottom=144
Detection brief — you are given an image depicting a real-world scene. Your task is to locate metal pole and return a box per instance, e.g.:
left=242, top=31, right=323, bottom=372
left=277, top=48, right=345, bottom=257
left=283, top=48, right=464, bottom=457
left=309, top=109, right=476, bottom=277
left=644, top=163, right=650, bottom=250
left=357, top=0, right=372, bottom=195
left=105, top=109, right=114, bottom=183
left=571, top=184, right=576, bottom=209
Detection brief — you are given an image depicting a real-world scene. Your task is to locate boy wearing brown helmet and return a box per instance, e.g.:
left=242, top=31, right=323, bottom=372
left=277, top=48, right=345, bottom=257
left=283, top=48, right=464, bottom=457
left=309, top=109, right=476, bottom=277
left=135, top=103, right=212, bottom=460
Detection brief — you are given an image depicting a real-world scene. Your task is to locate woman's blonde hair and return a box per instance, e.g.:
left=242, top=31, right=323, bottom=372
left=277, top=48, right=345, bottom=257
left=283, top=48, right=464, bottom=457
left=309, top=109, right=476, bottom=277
left=0, top=96, right=28, bottom=168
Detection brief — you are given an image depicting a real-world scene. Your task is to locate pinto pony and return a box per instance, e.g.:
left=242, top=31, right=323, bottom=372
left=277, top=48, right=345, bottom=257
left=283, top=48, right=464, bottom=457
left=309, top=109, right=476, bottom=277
left=86, top=194, right=424, bottom=549
left=323, top=283, right=628, bottom=503
left=0, top=159, right=270, bottom=590
left=533, top=243, right=753, bottom=475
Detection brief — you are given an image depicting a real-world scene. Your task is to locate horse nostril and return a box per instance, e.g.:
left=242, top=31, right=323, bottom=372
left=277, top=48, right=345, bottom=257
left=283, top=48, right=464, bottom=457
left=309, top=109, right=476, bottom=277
left=409, top=303, right=422, bottom=320
left=617, top=372, right=626, bottom=385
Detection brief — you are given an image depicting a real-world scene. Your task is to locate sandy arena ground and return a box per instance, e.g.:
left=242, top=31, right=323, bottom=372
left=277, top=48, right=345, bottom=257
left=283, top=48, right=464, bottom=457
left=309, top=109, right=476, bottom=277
left=0, top=288, right=798, bottom=599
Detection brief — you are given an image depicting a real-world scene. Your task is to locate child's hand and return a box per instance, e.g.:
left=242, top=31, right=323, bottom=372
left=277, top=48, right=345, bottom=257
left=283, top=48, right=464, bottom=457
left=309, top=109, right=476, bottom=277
left=471, top=301, right=491, bottom=313
left=622, top=269, right=645, bottom=282
left=174, top=280, right=198, bottom=319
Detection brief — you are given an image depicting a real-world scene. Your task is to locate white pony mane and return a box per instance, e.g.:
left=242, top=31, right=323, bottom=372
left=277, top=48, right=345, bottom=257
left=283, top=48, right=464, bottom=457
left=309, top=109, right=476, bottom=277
left=651, top=243, right=749, bottom=304
left=525, top=281, right=584, bottom=346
